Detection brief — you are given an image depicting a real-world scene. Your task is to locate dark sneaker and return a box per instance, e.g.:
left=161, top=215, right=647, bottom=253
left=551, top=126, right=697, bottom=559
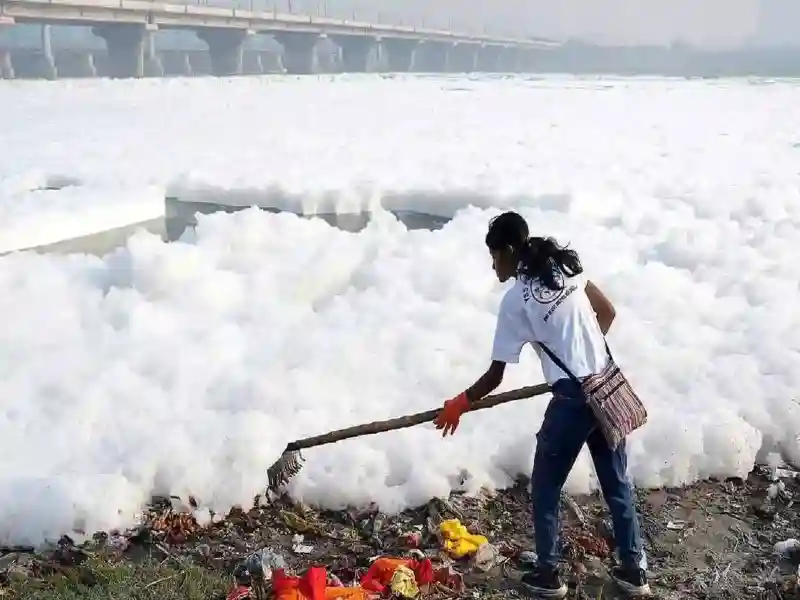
left=520, top=566, right=568, bottom=599
left=612, top=566, right=651, bottom=597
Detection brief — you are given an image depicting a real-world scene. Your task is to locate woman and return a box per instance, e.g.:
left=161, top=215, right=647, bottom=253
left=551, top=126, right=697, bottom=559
left=433, top=211, right=650, bottom=599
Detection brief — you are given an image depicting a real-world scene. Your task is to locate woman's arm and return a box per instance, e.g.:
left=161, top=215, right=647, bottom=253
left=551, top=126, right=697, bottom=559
left=585, top=280, right=616, bottom=335
left=464, top=360, right=506, bottom=402
left=434, top=293, right=522, bottom=437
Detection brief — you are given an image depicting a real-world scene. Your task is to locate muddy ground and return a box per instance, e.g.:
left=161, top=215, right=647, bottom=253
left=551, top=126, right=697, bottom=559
left=1, top=465, right=798, bottom=599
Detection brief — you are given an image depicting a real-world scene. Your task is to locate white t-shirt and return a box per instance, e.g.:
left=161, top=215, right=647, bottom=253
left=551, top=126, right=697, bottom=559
left=490, top=271, right=609, bottom=386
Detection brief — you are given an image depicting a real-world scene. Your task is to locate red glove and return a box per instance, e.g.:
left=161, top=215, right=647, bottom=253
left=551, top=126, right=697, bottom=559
left=433, top=392, right=470, bottom=437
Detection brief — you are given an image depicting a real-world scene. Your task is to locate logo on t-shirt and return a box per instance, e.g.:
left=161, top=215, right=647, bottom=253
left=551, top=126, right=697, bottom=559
left=524, top=269, right=566, bottom=304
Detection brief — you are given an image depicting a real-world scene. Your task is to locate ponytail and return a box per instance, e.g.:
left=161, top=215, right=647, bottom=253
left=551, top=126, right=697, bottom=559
left=518, top=236, right=583, bottom=291
left=484, top=212, right=583, bottom=290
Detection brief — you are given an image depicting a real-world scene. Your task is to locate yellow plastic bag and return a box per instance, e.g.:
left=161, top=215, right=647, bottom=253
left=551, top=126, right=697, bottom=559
left=389, top=565, right=419, bottom=598
left=439, top=519, right=488, bottom=558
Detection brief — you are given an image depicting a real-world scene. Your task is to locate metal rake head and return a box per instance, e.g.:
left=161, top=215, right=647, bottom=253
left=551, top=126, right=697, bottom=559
left=267, top=450, right=305, bottom=492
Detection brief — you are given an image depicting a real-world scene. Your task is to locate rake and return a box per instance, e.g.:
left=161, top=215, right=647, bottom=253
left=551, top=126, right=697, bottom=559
left=266, top=382, right=552, bottom=492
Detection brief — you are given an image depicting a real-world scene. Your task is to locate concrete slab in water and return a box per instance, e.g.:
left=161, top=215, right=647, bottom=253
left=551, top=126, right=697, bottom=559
left=2, top=196, right=449, bottom=259
left=1, top=218, right=165, bottom=257
left=164, top=197, right=450, bottom=242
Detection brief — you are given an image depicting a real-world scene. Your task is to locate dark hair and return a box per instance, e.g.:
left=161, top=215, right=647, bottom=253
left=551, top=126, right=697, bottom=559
left=485, top=211, right=583, bottom=290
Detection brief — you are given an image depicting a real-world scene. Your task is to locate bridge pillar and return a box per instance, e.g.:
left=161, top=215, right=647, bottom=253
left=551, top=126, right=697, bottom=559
left=242, top=50, right=264, bottom=75
left=38, top=25, right=58, bottom=79
left=315, top=37, right=339, bottom=73
left=380, top=38, right=417, bottom=72
left=499, top=47, right=522, bottom=72
left=196, top=29, right=250, bottom=76
left=519, top=49, right=540, bottom=72
left=448, top=42, right=479, bottom=73
left=330, top=35, right=376, bottom=73
left=5, top=27, right=58, bottom=80
left=274, top=32, right=319, bottom=75
left=161, top=51, right=194, bottom=76
left=55, top=51, right=98, bottom=78
left=476, top=44, right=504, bottom=72
left=93, top=24, right=148, bottom=78
left=0, top=17, right=9, bottom=78
left=0, top=51, right=12, bottom=80
left=7, top=25, right=58, bottom=80
left=412, top=41, right=452, bottom=72
left=144, top=29, right=164, bottom=76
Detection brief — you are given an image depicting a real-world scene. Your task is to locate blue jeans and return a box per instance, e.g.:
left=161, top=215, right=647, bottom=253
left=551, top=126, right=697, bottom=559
left=532, top=378, right=644, bottom=571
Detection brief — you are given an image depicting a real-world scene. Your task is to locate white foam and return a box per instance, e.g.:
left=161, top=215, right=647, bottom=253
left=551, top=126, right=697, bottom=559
left=3, top=75, right=799, bottom=216
left=0, top=74, right=798, bottom=547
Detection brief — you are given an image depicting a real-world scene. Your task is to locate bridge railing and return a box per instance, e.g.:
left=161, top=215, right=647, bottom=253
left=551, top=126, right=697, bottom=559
left=0, top=0, right=561, bottom=47
left=156, top=0, right=495, bottom=37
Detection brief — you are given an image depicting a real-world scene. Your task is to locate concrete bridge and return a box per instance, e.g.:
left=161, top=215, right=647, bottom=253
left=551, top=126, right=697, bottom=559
left=0, top=0, right=560, bottom=79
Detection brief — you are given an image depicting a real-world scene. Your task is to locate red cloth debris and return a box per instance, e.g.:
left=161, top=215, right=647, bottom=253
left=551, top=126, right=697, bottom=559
left=273, top=567, right=371, bottom=600
left=433, top=566, right=465, bottom=593
left=274, top=567, right=326, bottom=600
left=359, top=557, right=434, bottom=594
left=226, top=584, right=252, bottom=600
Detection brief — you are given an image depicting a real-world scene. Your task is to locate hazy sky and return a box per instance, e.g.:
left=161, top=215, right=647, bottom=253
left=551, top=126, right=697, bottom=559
left=521, top=0, right=800, bottom=47
left=518, top=0, right=760, bottom=47
left=306, top=0, right=800, bottom=48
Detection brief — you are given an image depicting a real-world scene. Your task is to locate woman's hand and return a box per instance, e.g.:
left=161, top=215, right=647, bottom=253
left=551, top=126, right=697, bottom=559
left=433, top=392, right=470, bottom=437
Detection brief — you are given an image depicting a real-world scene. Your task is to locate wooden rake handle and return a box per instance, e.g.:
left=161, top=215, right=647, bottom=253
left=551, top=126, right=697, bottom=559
left=285, top=382, right=552, bottom=452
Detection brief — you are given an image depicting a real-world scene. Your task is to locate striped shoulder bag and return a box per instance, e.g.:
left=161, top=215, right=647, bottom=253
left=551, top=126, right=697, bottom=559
left=537, top=340, right=648, bottom=449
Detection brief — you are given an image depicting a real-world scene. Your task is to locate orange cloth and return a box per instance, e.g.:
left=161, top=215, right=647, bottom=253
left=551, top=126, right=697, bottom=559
left=360, top=557, right=434, bottom=594
left=273, top=567, right=370, bottom=600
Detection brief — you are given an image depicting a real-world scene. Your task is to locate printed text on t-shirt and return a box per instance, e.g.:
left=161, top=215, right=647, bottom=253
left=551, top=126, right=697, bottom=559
left=542, top=284, right=578, bottom=322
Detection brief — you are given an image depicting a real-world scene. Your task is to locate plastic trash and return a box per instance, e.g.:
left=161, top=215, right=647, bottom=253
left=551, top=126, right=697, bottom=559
left=244, top=546, right=288, bottom=581
left=292, top=534, right=314, bottom=554
left=389, top=565, right=419, bottom=598
left=439, top=519, right=489, bottom=558
left=774, top=538, right=800, bottom=563
left=473, top=542, right=504, bottom=572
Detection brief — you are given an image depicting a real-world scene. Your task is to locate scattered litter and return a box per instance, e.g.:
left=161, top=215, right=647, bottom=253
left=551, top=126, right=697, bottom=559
left=361, top=556, right=433, bottom=595
left=561, top=493, right=588, bottom=527
left=473, top=542, right=505, bottom=572
left=400, top=531, right=422, bottom=549
left=768, top=480, right=786, bottom=500
left=439, top=519, right=488, bottom=558
left=774, top=539, right=800, bottom=564
left=389, top=565, right=419, bottom=598
left=327, top=572, right=344, bottom=587
left=0, top=471, right=798, bottom=600
left=563, top=527, right=611, bottom=559
left=226, top=584, right=252, bottom=600
left=774, top=468, right=799, bottom=480
left=0, top=553, right=32, bottom=582
left=274, top=567, right=370, bottom=600
left=244, top=546, right=288, bottom=581
left=292, top=535, right=314, bottom=555
left=227, top=545, right=290, bottom=599
left=149, top=509, right=201, bottom=544
left=103, top=532, right=129, bottom=553
left=433, top=565, right=465, bottom=593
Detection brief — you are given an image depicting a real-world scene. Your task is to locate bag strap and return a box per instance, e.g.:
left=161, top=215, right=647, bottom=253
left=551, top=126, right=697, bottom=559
left=537, top=338, right=613, bottom=384
left=536, top=342, right=580, bottom=384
